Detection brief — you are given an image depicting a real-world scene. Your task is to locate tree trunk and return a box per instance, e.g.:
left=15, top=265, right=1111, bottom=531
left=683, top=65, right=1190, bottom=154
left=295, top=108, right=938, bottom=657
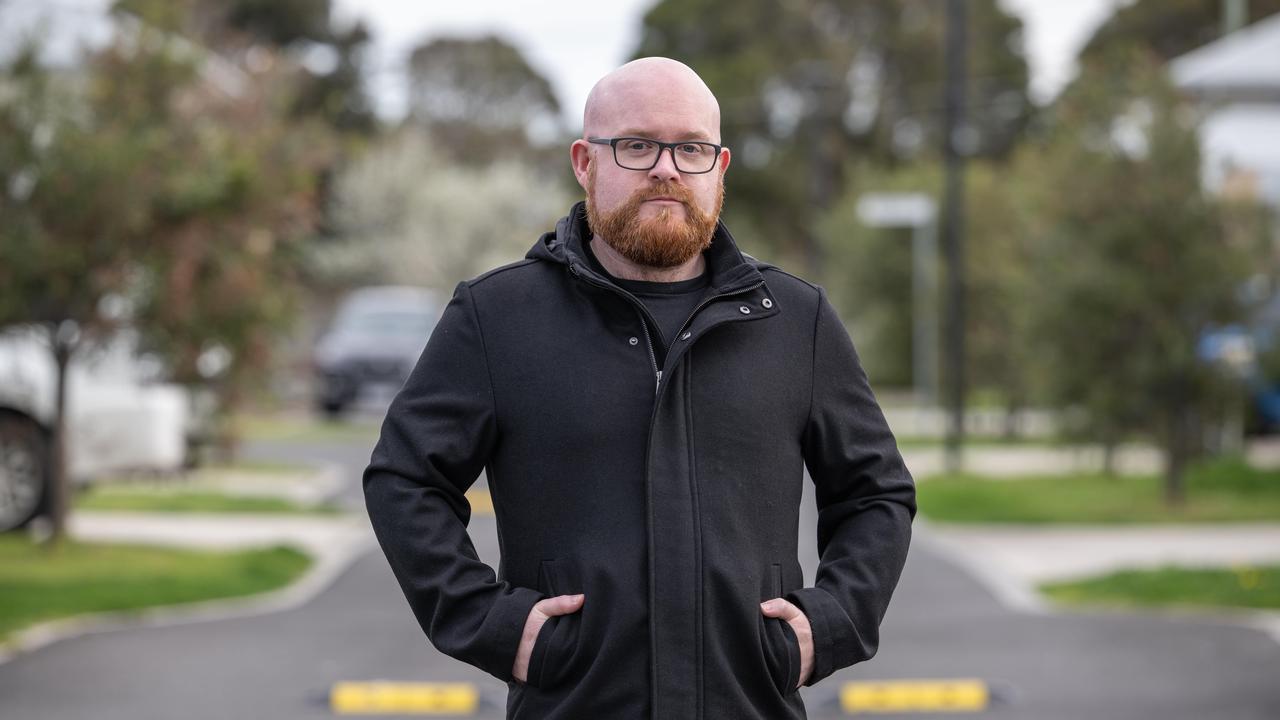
left=47, top=321, right=76, bottom=550
left=1001, top=398, right=1021, bottom=441
left=1101, top=439, right=1117, bottom=477
left=1163, top=405, right=1191, bottom=508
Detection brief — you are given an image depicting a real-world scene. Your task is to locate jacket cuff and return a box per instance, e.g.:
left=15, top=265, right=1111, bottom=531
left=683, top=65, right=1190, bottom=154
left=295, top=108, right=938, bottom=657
left=478, top=585, right=544, bottom=683
left=785, top=586, right=861, bottom=686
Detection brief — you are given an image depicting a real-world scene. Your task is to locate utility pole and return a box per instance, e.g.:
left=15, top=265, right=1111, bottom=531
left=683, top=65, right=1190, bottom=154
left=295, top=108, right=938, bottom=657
left=942, top=0, right=968, bottom=473
left=799, top=60, right=839, bottom=281
left=1221, top=0, right=1248, bottom=36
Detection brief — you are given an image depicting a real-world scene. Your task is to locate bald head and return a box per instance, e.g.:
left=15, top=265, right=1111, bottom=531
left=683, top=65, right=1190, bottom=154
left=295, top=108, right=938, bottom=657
left=583, top=57, right=722, bottom=143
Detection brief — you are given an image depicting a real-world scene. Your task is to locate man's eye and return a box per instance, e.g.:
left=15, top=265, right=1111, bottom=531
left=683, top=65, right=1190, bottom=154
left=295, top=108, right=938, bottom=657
left=623, top=140, right=656, bottom=152
left=676, top=144, right=705, bottom=155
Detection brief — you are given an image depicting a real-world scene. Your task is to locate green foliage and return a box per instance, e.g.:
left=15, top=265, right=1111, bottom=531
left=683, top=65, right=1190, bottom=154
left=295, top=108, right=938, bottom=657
left=0, top=537, right=310, bottom=641
left=818, top=157, right=1042, bottom=402
left=1041, top=564, right=1280, bottom=611
left=1080, top=0, right=1280, bottom=65
left=113, top=0, right=376, bottom=134
left=818, top=163, right=934, bottom=386
left=0, top=40, right=183, bottom=330
left=633, top=0, right=1032, bottom=272
left=917, top=455, right=1280, bottom=524
left=0, top=10, right=337, bottom=465
left=406, top=35, right=563, bottom=166
left=1019, top=46, right=1256, bottom=478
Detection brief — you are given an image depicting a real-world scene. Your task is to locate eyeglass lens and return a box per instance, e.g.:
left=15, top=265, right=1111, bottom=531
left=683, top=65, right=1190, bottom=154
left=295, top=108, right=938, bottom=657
left=614, top=139, right=718, bottom=173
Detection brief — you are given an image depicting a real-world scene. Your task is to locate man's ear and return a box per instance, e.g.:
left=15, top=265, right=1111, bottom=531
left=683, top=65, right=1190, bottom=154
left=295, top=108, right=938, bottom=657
left=570, top=140, right=592, bottom=191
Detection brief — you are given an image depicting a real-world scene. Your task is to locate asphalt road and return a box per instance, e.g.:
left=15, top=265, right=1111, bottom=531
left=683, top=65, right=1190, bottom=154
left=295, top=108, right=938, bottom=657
left=2, top=422, right=1278, bottom=719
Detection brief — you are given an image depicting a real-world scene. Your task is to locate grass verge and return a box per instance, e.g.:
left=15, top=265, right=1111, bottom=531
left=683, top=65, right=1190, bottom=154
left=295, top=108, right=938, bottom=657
left=75, top=488, right=341, bottom=514
left=0, top=536, right=311, bottom=642
left=917, top=456, right=1280, bottom=524
left=1041, top=564, right=1280, bottom=611
left=83, top=461, right=341, bottom=514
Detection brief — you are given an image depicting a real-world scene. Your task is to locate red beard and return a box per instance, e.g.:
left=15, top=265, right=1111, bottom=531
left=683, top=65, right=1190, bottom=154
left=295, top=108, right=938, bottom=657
left=586, top=161, right=725, bottom=269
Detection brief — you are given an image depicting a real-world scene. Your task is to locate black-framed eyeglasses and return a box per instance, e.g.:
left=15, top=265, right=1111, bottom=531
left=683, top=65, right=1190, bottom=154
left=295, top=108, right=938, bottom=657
left=587, top=137, right=723, bottom=174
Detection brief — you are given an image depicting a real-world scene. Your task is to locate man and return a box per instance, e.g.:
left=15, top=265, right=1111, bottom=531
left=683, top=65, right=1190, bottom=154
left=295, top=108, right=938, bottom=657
left=363, top=57, right=916, bottom=719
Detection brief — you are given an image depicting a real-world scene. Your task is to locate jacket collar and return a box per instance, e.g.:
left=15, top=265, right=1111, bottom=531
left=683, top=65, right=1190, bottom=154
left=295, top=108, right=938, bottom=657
left=527, top=201, right=770, bottom=295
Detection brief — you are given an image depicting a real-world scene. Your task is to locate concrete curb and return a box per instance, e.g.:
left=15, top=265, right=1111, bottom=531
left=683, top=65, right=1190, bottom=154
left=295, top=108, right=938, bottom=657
left=915, top=517, right=1280, bottom=647
left=0, top=471, right=374, bottom=668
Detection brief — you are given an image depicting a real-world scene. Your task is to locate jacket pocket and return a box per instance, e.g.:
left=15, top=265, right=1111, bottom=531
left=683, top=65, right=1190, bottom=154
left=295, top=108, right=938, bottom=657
left=759, top=562, right=802, bottom=697
left=525, top=559, right=583, bottom=689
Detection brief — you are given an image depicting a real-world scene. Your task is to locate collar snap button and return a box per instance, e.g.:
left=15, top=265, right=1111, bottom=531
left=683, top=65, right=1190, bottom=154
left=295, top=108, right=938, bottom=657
left=739, top=305, right=751, bottom=315
left=762, top=298, right=774, bottom=309
left=628, top=336, right=639, bottom=346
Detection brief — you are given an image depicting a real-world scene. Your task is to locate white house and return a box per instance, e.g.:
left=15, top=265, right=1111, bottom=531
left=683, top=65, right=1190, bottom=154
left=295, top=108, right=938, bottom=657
left=1170, top=12, right=1280, bottom=206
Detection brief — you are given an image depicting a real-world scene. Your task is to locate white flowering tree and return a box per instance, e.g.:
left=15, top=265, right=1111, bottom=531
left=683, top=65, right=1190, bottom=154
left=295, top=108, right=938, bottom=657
left=314, top=129, right=572, bottom=293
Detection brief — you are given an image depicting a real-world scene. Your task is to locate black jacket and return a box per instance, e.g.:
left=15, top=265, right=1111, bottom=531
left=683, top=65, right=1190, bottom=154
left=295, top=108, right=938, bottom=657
left=363, top=202, right=916, bottom=719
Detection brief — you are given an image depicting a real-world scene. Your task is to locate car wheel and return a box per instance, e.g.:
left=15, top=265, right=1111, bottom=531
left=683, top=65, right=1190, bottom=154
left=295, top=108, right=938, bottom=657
left=0, top=412, right=49, bottom=533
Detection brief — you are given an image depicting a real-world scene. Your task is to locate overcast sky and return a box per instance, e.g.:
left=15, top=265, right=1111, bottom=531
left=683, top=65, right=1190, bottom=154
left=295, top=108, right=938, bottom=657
left=334, top=0, right=1123, bottom=124
left=5, top=0, right=1124, bottom=125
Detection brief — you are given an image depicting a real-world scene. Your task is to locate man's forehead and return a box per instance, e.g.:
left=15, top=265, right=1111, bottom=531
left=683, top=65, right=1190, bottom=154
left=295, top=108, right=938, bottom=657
left=583, top=57, right=721, bottom=140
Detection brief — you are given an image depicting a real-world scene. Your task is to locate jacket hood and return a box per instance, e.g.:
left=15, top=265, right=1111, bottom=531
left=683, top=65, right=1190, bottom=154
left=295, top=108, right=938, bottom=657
left=527, top=201, right=774, bottom=293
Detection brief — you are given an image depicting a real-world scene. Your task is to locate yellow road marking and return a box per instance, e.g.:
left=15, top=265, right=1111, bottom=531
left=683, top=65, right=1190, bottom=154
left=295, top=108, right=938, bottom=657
left=465, top=488, right=493, bottom=515
left=330, top=681, right=478, bottom=715
left=841, top=679, right=989, bottom=714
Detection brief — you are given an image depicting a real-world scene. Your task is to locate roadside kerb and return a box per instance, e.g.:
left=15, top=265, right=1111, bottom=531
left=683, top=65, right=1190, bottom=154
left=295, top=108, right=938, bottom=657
left=916, top=517, right=1280, bottom=646
left=0, top=461, right=373, bottom=667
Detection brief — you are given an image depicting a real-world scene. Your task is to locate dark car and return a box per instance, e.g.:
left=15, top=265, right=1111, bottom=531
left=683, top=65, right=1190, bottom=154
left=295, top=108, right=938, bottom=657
left=313, top=286, right=440, bottom=418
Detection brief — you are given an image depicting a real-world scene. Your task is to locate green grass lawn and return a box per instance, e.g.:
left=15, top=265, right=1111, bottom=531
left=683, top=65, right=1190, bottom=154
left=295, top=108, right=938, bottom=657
left=1041, top=564, right=1280, bottom=611
left=0, top=536, right=311, bottom=642
left=75, top=487, right=341, bottom=514
left=917, top=456, right=1280, bottom=524
left=83, top=461, right=342, bottom=514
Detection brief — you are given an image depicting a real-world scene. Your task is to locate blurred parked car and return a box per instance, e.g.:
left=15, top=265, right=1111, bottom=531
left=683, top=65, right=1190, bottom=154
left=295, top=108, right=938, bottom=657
left=1199, top=288, right=1280, bottom=435
left=312, top=286, right=440, bottom=418
left=0, top=325, right=192, bottom=532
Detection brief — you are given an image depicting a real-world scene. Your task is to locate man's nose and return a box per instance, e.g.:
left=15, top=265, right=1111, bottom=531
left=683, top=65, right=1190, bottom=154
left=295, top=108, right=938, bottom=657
left=648, top=146, right=682, bottom=182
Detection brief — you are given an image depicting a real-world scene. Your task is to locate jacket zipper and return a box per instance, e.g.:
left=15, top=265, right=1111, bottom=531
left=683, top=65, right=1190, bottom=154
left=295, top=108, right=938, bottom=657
left=639, top=316, right=661, bottom=395
left=669, top=280, right=766, bottom=347
left=570, top=263, right=666, bottom=394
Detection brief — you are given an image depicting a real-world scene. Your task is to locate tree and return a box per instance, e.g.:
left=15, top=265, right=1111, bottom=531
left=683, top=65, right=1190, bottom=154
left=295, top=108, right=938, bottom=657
left=113, top=0, right=377, bottom=134
left=818, top=158, right=1042, bottom=425
left=311, top=129, right=571, bottom=294
left=1023, top=45, right=1257, bottom=503
left=1080, top=0, right=1280, bottom=65
left=0, top=36, right=184, bottom=546
left=0, top=8, right=331, bottom=543
left=633, top=0, right=1032, bottom=277
left=406, top=35, right=562, bottom=166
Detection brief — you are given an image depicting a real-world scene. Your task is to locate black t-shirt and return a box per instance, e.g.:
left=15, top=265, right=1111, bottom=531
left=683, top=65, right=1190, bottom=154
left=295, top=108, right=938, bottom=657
left=584, top=239, right=709, bottom=361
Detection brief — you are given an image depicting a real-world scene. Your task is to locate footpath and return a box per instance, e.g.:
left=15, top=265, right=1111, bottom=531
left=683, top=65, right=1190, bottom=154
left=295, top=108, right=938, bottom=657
left=900, top=441, right=1280, bottom=645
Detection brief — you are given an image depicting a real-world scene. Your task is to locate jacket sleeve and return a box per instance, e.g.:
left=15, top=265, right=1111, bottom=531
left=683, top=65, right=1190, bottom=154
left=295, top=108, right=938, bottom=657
left=362, top=281, right=542, bottom=683
left=786, top=287, right=917, bottom=686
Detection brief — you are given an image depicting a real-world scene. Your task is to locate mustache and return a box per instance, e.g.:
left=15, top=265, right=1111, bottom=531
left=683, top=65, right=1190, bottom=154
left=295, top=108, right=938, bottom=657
left=635, top=181, right=694, bottom=205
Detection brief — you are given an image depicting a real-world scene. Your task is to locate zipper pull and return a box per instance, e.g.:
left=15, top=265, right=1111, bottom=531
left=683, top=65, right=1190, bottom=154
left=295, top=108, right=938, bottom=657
left=655, top=370, right=663, bottom=394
